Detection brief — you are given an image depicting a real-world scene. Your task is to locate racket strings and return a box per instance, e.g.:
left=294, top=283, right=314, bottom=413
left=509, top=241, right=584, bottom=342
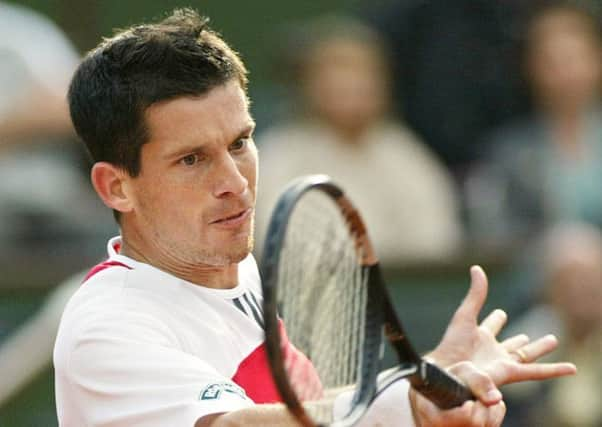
left=277, top=193, right=368, bottom=422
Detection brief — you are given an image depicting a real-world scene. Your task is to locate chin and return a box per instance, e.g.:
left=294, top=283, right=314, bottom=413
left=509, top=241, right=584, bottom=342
left=201, top=244, right=252, bottom=267
left=226, top=240, right=254, bottom=265
left=194, top=231, right=254, bottom=266
left=209, top=251, right=249, bottom=267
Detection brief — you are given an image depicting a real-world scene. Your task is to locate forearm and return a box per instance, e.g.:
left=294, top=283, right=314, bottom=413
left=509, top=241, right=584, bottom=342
left=196, top=404, right=304, bottom=427
left=0, top=90, right=74, bottom=145
left=199, top=380, right=415, bottom=427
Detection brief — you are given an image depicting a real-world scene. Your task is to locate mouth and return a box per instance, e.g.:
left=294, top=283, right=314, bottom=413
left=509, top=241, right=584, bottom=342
left=210, top=208, right=252, bottom=229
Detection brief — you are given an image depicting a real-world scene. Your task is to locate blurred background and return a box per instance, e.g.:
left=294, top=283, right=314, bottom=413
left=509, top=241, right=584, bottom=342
left=1, top=0, right=601, bottom=425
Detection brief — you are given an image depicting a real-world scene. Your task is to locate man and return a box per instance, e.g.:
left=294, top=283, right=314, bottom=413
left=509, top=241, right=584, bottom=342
left=256, top=16, right=462, bottom=266
left=54, top=9, right=575, bottom=427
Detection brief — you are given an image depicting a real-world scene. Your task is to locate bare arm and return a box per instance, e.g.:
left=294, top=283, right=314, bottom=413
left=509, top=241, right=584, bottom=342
left=196, top=388, right=349, bottom=427
left=195, top=403, right=303, bottom=427
left=0, top=83, right=74, bottom=147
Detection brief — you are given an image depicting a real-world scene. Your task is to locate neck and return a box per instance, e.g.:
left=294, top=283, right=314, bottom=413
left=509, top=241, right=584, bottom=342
left=330, top=122, right=372, bottom=145
left=546, top=108, right=588, bottom=157
left=542, top=96, right=594, bottom=123
left=119, top=231, right=239, bottom=290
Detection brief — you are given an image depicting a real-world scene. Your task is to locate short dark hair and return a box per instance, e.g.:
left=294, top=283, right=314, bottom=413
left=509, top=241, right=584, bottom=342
left=525, top=1, right=602, bottom=50
left=69, top=8, right=248, bottom=178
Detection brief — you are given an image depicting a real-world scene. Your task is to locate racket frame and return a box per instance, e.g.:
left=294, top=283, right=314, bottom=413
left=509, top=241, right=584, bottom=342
left=261, top=175, right=472, bottom=427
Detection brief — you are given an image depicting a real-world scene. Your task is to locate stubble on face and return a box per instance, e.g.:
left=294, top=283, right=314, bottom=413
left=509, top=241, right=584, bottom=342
left=158, top=214, right=256, bottom=268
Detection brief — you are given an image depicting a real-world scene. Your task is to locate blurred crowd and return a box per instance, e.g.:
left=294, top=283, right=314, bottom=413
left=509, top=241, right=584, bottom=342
left=1, top=0, right=601, bottom=425
left=0, top=1, right=114, bottom=253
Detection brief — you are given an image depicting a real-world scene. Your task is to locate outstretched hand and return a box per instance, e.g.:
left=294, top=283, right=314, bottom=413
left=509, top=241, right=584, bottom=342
left=428, top=265, right=576, bottom=386
left=408, top=266, right=576, bottom=427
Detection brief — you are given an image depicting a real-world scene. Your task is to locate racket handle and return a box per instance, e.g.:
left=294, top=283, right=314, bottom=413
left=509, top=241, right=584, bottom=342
left=411, top=361, right=475, bottom=409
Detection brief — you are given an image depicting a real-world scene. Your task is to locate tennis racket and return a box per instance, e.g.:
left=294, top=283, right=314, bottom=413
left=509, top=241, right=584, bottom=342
left=260, top=175, right=473, bottom=426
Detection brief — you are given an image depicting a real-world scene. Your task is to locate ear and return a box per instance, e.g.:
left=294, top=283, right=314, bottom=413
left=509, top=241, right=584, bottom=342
left=90, top=162, right=134, bottom=214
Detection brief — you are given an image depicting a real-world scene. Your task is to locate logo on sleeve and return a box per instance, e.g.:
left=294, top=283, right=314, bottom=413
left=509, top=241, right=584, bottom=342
left=199, top=382, right=248, bottom=401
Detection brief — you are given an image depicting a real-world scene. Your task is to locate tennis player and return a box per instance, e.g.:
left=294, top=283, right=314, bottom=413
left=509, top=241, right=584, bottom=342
left=53, top=9, right=575, bottom=427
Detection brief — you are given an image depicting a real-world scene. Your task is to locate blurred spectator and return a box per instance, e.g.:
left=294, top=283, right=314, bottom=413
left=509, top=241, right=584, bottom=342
left=256, top=16, right=462, bottom=265
left=465, top=2, right=602, bottom=246
left=363, top=0, right=532, bottom=180
left=0, top=0, right=114, bottom=410
left=504, top=222, right=602, bottom=426
left=0, top=1, right=114, bottom=250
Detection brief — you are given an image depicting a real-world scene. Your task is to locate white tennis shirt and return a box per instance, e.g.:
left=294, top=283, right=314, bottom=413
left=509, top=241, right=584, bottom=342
left=54, top=236, right=414, bottom=426
left=54, top=236, right=321, bottom=426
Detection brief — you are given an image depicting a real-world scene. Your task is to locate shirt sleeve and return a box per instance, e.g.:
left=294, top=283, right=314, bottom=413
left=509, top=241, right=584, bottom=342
left=55, top=309, right=254, bottom=427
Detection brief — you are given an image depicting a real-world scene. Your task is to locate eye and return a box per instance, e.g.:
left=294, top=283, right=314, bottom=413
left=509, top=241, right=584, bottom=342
left=230, top=138, right=248, bottom=152
left=180, top=154, right=199, bottom=166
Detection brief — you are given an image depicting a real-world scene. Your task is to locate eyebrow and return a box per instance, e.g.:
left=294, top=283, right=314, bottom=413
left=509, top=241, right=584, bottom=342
left=165, top=121, right=256, bottom=160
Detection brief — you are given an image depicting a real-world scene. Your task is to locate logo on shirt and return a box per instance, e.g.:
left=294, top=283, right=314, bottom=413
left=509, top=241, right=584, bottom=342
left=199, top=382, right=248, bottom=401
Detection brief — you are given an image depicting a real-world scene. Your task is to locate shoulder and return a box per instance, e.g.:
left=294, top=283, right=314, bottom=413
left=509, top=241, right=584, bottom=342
left=373, top=122, right=455, bottom=182
left=371, top=122, right=440, bottom=161
left=60, top=261, right=130, bottom=317
left=486, top=118, right=543, bottom=151
left=55, top=262, right=176, bottom=357
left=59, top=259, right=132, bottom=319
left=475, top=117, right=548, bottom=170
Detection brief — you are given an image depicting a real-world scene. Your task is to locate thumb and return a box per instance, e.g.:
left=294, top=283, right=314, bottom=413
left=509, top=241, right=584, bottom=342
left=451, top=265, right=489, bottom=325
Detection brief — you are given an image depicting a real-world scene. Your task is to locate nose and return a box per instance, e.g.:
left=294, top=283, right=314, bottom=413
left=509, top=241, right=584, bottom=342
left=212, top=153, right=248, bottom=198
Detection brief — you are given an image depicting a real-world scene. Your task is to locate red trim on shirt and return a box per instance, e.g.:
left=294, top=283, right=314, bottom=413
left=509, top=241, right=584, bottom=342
left=83, top=260, right=132, bottom=283
left=231, top=320, right=323, bottom=404
left=231, top=341, right=283, bottom=403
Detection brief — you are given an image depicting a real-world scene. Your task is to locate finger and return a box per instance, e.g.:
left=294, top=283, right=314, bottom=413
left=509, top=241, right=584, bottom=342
left=501, top=334, right=530, bottom=352
left=489, top=359, right=577, bottom=385
left=509, top=362, right=577, bottom=383
left=449, top=362, right=502, bottom=406
left=485, top=401, right=506, bottom=427
left=470, top=401, right=490, bottom=426
left=510, top=334, right=558, bottom=363
left=452, top=265, right=489, bottom=325
left=413, top=393, right=475, bottom=427
left=445, top=400, right=477, bottom=427
left=479, top=309, right=507, bottom=337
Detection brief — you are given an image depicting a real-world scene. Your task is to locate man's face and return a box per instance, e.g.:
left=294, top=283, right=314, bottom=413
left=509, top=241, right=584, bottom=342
left=528, top=12, right=602, bottom=111
left=304, top=38, right=388, bottom=139
left=125, top=80, right=257, bottom=267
